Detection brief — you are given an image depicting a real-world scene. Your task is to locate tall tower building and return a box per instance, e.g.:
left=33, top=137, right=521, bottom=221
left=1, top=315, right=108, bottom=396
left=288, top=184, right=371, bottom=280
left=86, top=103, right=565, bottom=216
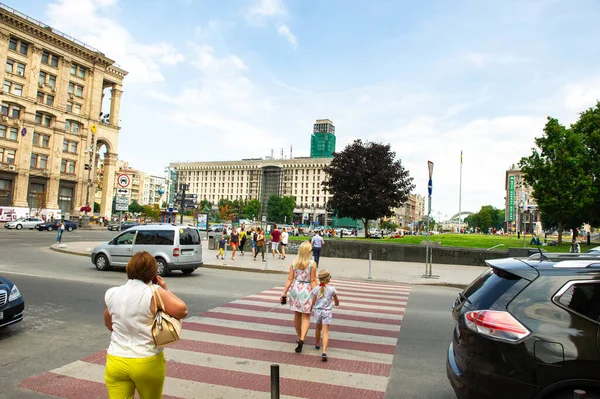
left=310, top=119, right=336, bottom=158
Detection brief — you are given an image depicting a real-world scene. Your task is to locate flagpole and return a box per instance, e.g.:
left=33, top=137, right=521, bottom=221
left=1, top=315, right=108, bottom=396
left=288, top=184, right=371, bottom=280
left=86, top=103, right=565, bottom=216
left=458, top=150, right=463, bottom=233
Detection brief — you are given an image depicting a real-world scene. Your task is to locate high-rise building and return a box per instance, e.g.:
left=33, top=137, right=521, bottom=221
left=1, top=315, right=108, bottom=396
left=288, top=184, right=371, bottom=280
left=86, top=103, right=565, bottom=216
left=0, top=3, right=127, bottom=221
left=310, top=119, right=336, bottom=158
left=505, top=165, right=539, bottom=233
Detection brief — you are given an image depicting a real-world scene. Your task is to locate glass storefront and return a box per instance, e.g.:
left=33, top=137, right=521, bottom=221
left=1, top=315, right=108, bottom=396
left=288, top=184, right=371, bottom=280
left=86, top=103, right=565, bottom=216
left=58, top=186, right=74, bottom=214
left=28, top=183, right=46, bottom=210
left=0, top=178, right=12, bottom=206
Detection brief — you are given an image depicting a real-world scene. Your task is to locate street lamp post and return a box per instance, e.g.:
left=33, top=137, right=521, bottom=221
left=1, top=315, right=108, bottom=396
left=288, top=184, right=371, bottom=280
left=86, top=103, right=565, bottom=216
left=83, top=124, right=97, bottom=227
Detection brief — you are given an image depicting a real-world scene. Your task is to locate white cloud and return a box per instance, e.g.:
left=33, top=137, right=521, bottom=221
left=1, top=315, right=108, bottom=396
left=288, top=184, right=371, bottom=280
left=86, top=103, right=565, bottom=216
left=277, top=24, right=297, bottom=47
left=247, top=0, right=287, bottom=18
left=465, top=52, right=529, bottom=68
left=46, top=0, right=184, bottom=83
left=562, top=76, right=600, bottom=115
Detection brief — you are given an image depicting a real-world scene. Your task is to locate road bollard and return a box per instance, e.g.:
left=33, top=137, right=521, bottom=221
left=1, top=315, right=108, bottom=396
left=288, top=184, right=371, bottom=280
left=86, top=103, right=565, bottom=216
left=367, top=250, right=373, bottom=280
left=271, top=364, right=280, bottom=399
left=573, top=389, right=586, bottom=398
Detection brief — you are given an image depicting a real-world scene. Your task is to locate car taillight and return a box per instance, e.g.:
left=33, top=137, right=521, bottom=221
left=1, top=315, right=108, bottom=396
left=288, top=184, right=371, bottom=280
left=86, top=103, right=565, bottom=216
left=464, top=310, right=530, bottom=343
left=173, top=248, right=179, bottom=257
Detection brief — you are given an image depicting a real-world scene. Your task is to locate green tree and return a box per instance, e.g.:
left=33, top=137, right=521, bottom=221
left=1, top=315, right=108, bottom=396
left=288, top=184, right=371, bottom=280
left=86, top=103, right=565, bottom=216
left=128, top=200, right=143, bottom=214
left=243, top=199, right=262, bottom=221
left=381, top=219, right=398, bottom=232
left=323, top=140, right=415, bottom=237
left=200, top=199, right=212, bottom=212
left=519, top=117, right=595, bottom=243
left=142, top=204, right=161, bottom=220
left=267, top=195, right=296, bottom=224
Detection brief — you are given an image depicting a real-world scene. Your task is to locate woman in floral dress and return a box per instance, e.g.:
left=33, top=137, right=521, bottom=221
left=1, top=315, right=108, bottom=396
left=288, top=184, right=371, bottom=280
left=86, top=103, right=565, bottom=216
left=281, top=241, right=317, bottom=353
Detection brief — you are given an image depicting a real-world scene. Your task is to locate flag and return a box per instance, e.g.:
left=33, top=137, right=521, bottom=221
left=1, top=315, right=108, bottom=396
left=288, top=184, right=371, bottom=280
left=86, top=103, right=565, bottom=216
left=460, top=150, right=463, bottom=164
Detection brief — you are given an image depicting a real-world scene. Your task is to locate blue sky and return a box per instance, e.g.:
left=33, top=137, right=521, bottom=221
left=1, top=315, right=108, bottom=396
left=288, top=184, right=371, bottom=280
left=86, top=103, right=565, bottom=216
left=7, top=0, right=600, bottom=219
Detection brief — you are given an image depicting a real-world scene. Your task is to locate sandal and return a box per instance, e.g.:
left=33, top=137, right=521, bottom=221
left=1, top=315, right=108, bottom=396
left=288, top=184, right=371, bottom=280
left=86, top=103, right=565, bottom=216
left=295, top=339, right=304, bottom=353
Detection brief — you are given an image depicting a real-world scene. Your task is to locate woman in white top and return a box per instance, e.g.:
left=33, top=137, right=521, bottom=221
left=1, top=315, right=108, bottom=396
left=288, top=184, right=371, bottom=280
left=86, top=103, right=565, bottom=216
left=103, top=251, right=188, bottom=399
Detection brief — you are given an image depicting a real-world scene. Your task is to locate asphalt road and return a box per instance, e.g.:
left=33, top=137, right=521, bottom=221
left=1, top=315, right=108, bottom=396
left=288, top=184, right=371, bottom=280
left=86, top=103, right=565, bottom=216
left=0, top=228, right=459, bottom=398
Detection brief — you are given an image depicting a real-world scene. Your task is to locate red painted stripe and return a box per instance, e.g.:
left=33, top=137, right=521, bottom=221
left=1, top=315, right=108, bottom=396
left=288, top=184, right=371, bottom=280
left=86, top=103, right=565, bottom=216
left=274, top=285, right=411, bottom=298
left=183, top=322, right=397, bottom=354
left=222, top=303, right=403, bottom=325
left=242, top=296, right=406, bottom=315
left=264, top=289, right=410, bottom=302
left=83, top=354, right=386, bottom=399
left=253, top=293, right=408, bottom=307
left=171, top=339, right=392, bottom=376
left=202, top=311, right=399, bottom=338
left=20, top=371, right=183, bottom=399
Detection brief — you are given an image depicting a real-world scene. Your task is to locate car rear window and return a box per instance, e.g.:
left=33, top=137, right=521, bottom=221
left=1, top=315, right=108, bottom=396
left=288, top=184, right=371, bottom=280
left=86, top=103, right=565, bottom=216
left=135, top=230, right=156, bottom=245
left=557, top=282, right=600, bottom=323
left=179, top=228, right=200, bottom=245
left=156, top=230, right=175, bottom=245
left=461, top=268, right=522, bottom=310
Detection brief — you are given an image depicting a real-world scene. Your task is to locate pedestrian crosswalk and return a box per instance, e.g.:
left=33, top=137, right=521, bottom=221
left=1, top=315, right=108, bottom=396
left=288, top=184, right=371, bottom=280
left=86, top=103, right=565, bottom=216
left=20, top=279, right=411, bottom=398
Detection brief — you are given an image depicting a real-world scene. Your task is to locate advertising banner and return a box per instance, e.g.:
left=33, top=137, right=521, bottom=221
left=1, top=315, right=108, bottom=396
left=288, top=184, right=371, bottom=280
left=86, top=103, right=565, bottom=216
left=509, top=175, right=515, bottom=221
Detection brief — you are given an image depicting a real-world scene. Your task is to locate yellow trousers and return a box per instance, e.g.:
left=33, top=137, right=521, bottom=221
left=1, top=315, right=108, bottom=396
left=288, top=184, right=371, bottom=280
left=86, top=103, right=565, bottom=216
left=105, top=352, right=165, bottom=399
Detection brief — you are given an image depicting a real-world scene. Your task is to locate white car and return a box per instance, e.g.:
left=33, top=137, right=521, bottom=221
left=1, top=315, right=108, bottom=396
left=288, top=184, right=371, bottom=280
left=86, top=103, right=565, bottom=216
left=4, top=217, right=44, bottom=230
left=587, top=246, right=600, bottom=253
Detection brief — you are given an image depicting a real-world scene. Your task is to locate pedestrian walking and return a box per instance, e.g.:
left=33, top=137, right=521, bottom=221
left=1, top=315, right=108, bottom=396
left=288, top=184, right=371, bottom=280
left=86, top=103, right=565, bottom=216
left=280, top=241, right=317, bottom=353
left=56, top=220, right=65, bottom=244
left=217, top=234, right=226, bottom=260
left=249, top=228, right=257, bottom=258
left=311, top=231, right=324, bottom=267
left=254, top=227, right=265, bottom=262
left=229, top=228, right=239, bottom=260
left=103, top=252, right=188, bottom=399
left=239, top=226, right=247, bottom=256
left=271, top=224, right=282, bottom=259
left=280, top=227, right=289, bottom=260
left=311, top=269, right=339, bottom=362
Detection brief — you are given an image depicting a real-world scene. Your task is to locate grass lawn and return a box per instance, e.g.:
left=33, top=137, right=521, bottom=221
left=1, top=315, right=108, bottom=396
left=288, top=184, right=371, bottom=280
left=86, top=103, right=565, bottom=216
left=289, top=233, right=595, bottom=253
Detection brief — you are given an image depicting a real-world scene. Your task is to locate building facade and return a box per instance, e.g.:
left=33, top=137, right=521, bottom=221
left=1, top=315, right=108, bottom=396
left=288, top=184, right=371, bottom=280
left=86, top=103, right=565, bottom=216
left=310, top=119, right=336, bottom=158
left=141, top=174, right=166, bottom=206
left=392, top=193, right=425, bottom=230
left=505, top=165, right=539, bottom=233
left=170, top=157, right=334, bottom=225
left=0, top=4, right=126, bottom=221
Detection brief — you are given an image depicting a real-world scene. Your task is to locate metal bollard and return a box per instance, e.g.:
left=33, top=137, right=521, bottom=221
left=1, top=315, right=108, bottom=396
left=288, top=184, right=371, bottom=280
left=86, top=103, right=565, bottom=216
left=573, top=389, right=586, bottom=399
left=271, top=364, right=280, bottom=399
left=367, top=250, right=373, bottom=280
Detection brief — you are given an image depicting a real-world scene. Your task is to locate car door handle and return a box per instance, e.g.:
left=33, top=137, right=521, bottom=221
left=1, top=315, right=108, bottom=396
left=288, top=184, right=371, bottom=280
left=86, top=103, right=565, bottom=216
left=127, top=248, right=132, bottom=252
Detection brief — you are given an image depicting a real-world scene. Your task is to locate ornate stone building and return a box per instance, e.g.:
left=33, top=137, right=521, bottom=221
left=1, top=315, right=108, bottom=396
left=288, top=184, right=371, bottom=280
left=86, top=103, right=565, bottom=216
left=392, top=193, right=425, bottom=230
left=0, top=4, right=126, bottom=221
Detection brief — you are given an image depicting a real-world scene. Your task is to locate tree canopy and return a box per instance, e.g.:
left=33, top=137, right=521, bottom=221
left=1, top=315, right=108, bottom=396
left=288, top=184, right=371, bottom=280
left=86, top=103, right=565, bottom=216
left=267, top=195, right=296, bottom=224
left=323, top=139, right=414, bottom=237
left=519, top=110, right=598, bottom=243
left=464, top=206, right=505, bottom=232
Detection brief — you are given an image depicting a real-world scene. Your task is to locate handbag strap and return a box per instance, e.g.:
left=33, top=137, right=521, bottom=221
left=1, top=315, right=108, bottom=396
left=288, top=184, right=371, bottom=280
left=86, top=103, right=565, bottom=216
left=150, top=285, right=166, bottom=314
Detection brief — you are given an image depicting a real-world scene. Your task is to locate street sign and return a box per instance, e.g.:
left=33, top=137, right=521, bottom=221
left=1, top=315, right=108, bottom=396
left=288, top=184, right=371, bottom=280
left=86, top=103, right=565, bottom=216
left=115, top=195, right=129, bottom=211
left=262, top=215, right=266, bottom=222
left=90, top=124, right=97, bottom=134
left=116, top=188, right=129, bottom=195
left=117, top=174, right=130, bottom=188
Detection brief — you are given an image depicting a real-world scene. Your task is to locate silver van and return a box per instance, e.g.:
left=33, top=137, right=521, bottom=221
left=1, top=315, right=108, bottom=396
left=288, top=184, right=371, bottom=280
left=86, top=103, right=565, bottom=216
left=91, top=224, right=203, bottom=276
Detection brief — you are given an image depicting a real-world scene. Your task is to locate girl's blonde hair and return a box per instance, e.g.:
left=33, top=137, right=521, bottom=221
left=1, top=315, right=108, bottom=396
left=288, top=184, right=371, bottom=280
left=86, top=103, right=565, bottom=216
left=318, top=269, right=331, bottom=298
left=293, top=241, right=313, bottom=270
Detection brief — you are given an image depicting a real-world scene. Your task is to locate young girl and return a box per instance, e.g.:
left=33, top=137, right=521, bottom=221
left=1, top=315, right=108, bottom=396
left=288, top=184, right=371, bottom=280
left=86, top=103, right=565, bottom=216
left=217, top=234, right=226, bottom=260
left=311, top=269, right=339, bottom=361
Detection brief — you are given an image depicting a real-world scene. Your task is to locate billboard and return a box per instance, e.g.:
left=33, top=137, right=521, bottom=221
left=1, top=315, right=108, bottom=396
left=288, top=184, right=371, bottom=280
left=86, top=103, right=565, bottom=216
left=197, top=213, right=208, bottom=230
left=509, top=175, right=515, bottom=222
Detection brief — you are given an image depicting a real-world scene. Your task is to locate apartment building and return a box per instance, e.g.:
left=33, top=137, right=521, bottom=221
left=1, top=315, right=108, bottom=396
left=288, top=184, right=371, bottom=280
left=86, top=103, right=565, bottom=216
left=141, top=174, right=166, bottom=206
left=392, top=193, right=425, bottom=229
left=505, top=165, right=539, bottom=233
left=0, top=4, right=126, bottom=221
left=170, top=157, right=333, bottom=224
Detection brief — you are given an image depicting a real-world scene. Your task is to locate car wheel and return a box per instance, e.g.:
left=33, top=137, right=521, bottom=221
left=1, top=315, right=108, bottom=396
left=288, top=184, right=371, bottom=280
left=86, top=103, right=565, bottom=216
left=16, top=224, right=22, bottom=230
left=95, top=254, right=111, bottom=271
left=156, top=258, right=168, bottom=277
left=181, top=269, right=194, bottom=275
left=47, top=226, right=53, bottom=232
left=67, top=226, right=73, bottom=232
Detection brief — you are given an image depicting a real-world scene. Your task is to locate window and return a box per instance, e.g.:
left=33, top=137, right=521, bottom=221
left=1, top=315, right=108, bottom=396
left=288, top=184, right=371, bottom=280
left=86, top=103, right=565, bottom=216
left=135, top=230, right=156, bottom=245
left=33, top=133, right=50, bottom=148
left=1, top=103, right=20, bottom=119
left=62, top=139, right=78, bottom=153
left=13, top=83, right=23, bottom=96
left=60, top=159, right=76, bottom=174
left=37, top=91, right=44, bottom=103
left=39, top=72, right=57, bottom=87
left=58, top=186, right=73, bottom=214
left=66, top=102, right=81, bottom=115
left=70, top=64, right=86, bottom=79
left=116, top=231, right=135, bottom=245
left=3, top=80, right=10, bottom=93
left=8, top=37, right=28, bottom=55
left=0, top=127, right=18, bottom=141
left=41, top=51, right=59, bottom=67
left=0, top=148, right=16, bottom=164
left=19, top=42, right=28, bottom=55
left=9, top=38, right=17, bottom=51
left=556, top=282, right=600, bottom=323
left=5, top=59, right=25, bottom=76
left=65, top=120, right=81, bottom=133
left=46, top=94, right=54, bottom=106
left=35, top=112, right=53, bottom=127
left=0, top=178, right=12, bottom=206
left=68, top=82, right=84, bottom=97
left=179, top=228, right=200, bottom=245
left=31, top=154, right=48, bottom=169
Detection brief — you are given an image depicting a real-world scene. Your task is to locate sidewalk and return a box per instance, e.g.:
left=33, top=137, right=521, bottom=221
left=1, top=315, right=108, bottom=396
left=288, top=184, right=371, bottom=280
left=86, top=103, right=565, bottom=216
left=50, top=240, right=488, bottom=288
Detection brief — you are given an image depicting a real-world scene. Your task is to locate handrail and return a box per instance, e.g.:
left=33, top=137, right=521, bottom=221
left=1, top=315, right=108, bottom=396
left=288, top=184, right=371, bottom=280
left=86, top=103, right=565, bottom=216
left=487, top=244, right=505, bottom=250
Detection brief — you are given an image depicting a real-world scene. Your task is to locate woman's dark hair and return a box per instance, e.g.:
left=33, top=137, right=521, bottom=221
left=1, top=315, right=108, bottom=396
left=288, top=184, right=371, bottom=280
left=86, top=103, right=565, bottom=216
left=126, top=251, right=157, bottom=283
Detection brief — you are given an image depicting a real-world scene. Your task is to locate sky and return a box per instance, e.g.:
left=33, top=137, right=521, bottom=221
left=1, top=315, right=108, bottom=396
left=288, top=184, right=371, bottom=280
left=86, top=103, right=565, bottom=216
left=6, top=0, right=600, bottom=220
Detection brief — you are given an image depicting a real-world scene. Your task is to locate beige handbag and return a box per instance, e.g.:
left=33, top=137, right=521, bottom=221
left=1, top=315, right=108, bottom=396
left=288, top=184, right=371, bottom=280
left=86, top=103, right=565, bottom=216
left=150, top=285, right=182, bottom=347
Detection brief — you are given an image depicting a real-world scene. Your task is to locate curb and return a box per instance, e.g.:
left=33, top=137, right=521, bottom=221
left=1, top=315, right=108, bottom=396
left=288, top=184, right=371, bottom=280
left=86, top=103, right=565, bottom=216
left=48, top=246, right=469, bottom=288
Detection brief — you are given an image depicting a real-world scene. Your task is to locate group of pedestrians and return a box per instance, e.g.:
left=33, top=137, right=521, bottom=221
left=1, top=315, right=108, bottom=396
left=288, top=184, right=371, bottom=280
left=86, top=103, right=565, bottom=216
left=280, top=241, right=339, bottom=361
left=217, top=225, right=291, bottom=262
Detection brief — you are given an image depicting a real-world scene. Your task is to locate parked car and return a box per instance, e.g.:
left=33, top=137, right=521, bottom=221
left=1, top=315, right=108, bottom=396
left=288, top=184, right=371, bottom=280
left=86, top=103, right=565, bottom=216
left=209, top=223, right=225, bottom=232
left=35, top=219, right=77, bottom=232
left=0, top=276, right=24, bottom=328
left=447, top=252, right=600, bottom=399
left=4, top=217, right=44, bottom=230
left=92, top=224, right=203, bottom=276
left=107, top=221, right=138, bottom=232
left=587, top=246, right=600, bottom=253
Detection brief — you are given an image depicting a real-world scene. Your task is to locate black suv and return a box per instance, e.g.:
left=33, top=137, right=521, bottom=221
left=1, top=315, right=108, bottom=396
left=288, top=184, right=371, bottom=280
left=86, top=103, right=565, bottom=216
left=447, top=252, right=600, bottom=399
